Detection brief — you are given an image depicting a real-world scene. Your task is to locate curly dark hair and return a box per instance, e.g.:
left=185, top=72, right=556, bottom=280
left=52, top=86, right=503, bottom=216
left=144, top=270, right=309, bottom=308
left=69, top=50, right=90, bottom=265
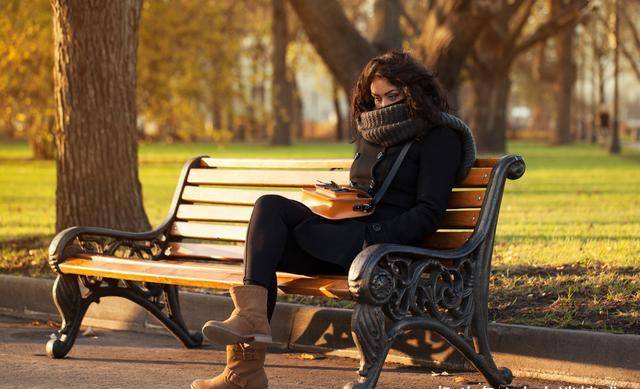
left=349, top=50, right=450, bottom=143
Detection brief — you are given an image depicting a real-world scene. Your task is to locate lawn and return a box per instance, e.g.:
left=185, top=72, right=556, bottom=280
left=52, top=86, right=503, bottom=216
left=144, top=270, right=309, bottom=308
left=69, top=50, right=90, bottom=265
left=1, top=140, right=638, bottom=334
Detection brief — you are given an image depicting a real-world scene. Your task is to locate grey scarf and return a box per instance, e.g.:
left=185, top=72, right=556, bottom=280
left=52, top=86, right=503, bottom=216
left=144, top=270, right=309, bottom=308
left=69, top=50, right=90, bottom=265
left=356, top=103, right=477, bottom=184
left=356, top=103, right=421, bottom=147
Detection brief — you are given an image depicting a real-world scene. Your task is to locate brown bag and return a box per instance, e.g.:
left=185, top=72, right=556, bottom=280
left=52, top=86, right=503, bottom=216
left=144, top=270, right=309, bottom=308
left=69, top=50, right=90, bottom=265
left=301, top=182, right=373, bottom=220
left=301, top=140, right=413, bottom=220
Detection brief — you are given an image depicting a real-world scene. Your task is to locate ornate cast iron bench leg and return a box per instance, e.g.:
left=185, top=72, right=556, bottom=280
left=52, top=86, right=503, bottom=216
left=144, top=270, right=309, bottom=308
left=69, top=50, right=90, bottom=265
left=46, top=274, right=203, bottom=358
left=46, top=274, right=92, bottom=358
left=47, top=228, right=203, bottom=358
left=346, top=248, right=513, bottom=389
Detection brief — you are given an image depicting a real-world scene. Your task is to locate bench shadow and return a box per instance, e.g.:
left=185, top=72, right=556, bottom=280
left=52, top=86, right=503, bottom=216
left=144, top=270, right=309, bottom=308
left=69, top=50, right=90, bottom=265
left=289, top=307, right=469, bottom=370
left=288, top=262, right=639, bottom=371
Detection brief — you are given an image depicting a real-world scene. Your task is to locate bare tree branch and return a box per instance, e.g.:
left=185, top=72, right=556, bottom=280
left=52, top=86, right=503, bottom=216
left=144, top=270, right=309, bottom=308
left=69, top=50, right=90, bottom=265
left=395, top=0, right=421, bottom=37
left=287, top=0, right=377, bottom=92
left=513, top=0, right=589, bottom=58
left=505, top=0, right=536, bottom=49
left=620, top=42, right=640, bottom=81
left=620, top=8, right=640, bottom=53
left=614, top=1, right=640, bottom=82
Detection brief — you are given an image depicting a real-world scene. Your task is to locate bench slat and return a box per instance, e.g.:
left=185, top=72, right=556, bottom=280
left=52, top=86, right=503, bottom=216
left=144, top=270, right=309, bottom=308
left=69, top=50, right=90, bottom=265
left=177, top=204, right=254, bottom=223
left=165, top=242, right=244, bottom=261
left=187, top=169, right=347, bottom=188
left=170, top=221, right=247, bottom=242
left=473, top=158, right=499, bottom=167
left=182, top=185, right=485, bottom=209
left=201, top=157, right=499, bottom=169
left=440, top=210, right=479, bottom=228
left=186, top=168, right=492, bottom=188
left=448, top=190, right=485, bottom=208
left=177, top=203, right=479, bottom=228
left=58, top=256, right=351, bottom=299
left=421, top=231, right=472, bottom=249
left=181, top=186, right=301, bottom=205
left=201, top=158, right=351, bottom=169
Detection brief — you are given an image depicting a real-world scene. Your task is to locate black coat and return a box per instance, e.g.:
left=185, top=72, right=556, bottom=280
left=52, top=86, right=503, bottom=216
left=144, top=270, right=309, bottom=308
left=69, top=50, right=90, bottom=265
left=293, top=125, right=462, bottom=269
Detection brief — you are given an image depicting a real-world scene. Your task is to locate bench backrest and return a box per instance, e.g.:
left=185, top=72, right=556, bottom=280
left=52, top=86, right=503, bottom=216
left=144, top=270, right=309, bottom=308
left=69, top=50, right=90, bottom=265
left=162, top=157, right=499, bottom=263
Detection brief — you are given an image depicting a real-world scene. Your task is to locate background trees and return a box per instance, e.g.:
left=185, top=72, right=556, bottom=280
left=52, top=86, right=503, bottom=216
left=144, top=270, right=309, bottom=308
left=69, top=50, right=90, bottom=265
left=1, top=0, right=638, bottom=158
left=0, top=0, right=55, bottom=159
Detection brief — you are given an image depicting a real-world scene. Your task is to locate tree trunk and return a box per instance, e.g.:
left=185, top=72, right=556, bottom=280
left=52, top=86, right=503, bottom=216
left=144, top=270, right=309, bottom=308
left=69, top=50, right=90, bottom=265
left=287, top=0, right=493, bottom=110
left=472, top=71, right=511, bottom=154
left=370, top=0, right=402, bottom=52
left=610, top=0, right=621, bottom=154
left=287, top=71, right=304, bottom=141
left=415, top=1, right=492, bottom=107
left=287, top=0, right=377, bottom=93
left=550, top=4, right=576, bottom=145
left=211, top=98, right=223, bottom=130
left=271, top=0, right=292, bottom=145
left=29, top=115, right=56, bottom=160
left=332, top=80, right=347, bottom=141
left=51, top=0, right=150, bottom=232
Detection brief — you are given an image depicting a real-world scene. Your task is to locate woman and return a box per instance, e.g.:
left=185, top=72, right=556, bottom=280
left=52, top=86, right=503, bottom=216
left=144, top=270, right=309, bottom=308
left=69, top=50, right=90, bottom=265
left=190, top=50, right=476, bottom=389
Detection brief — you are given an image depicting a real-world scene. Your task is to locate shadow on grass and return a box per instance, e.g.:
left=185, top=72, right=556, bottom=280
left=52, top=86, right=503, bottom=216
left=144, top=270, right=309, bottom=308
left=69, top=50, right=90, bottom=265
left=0, top=235, right=53, bottom=277
left=489, top=262, right=639, bottom=334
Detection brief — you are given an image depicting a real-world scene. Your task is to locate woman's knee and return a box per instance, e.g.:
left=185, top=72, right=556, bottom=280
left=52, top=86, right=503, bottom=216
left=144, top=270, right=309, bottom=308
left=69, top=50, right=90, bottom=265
left=253, top=194, right=290, bottom=214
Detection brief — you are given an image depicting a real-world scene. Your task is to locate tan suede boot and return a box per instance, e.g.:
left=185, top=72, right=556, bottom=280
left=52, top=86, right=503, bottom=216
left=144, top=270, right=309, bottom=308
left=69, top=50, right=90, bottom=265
left=202, top=285, right=272, bottom=345
left=190, top=343, right=268, bottom=389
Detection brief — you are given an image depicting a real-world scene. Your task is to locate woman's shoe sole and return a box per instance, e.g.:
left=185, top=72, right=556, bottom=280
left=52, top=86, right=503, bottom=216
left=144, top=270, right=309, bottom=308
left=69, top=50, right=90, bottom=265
left=202, top=323, right=272, bottom=346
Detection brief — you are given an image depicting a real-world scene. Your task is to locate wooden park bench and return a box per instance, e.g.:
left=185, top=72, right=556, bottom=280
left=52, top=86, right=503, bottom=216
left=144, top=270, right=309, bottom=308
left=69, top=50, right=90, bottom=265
left=46, top=153, right=525, bottom=389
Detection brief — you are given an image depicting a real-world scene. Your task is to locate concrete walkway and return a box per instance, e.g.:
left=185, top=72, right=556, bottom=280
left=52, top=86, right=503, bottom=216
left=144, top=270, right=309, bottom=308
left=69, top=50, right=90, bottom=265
left=0, top=315, right=574, bottom=389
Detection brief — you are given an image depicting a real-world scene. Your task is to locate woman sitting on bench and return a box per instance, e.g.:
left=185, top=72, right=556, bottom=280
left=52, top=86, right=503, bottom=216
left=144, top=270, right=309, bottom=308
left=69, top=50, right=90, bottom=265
left=190, top=50, right=475, bottom=389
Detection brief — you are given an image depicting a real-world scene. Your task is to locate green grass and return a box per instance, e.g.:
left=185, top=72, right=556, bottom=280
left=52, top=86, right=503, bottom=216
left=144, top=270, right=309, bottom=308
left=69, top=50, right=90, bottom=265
left=2, top=140, right=638, bottom=266
left=1, top=139, right=639, bottom=333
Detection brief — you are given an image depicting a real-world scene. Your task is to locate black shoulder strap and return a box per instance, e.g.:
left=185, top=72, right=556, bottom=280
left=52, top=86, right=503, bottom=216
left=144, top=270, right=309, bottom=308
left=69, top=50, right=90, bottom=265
left=371, top=140, right=413, bottom=206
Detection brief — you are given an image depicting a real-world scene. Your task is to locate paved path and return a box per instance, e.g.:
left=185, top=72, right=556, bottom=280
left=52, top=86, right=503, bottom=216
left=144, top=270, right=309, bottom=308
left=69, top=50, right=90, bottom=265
left=0, top=315, right=574, bottom=389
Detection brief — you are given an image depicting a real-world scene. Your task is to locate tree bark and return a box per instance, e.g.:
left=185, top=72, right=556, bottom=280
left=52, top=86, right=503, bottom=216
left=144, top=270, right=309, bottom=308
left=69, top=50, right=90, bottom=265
left=550, top=9, right=576, bottom=145
left=415, top=1, right=492, bottom=105
left=549, top=0, right=578, bottom=145
left=287, top=0, right=490, bottom=108
left=610, top=0, right=621, bottom=154
left=332, top=80, right=347, bottom=141
left=271, top=0, right=292, bottom=145
left=287, top=71, right=304, bottom=141
left=51, top=0, right=149, bottom=232
left=370, top=0, right=403, bottom=52
left=286, top=0, right=377, bottom=93
left=472, top=70, right=511, bottom=154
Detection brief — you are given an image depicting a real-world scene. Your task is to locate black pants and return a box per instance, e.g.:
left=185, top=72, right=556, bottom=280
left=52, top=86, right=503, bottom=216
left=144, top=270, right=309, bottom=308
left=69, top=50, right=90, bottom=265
left=243, top=194, right=346, bottom=321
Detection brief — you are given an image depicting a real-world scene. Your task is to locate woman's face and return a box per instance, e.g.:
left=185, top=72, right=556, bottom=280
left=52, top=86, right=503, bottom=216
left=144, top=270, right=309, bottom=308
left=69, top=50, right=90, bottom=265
left=370, top=76, right=405, bottom=109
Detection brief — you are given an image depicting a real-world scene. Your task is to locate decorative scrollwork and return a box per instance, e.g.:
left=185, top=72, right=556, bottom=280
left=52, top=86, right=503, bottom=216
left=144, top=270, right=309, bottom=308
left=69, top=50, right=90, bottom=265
left=75, top=234, right=165, bottom=260
left=369, top=267, right=395, bottom=302
left=368, top=254, right=475, bottom=332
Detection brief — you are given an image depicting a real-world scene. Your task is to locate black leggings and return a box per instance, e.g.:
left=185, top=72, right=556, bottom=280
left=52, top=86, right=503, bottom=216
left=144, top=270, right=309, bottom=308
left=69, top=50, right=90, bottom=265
left=243, top=194, right=346, bottom=321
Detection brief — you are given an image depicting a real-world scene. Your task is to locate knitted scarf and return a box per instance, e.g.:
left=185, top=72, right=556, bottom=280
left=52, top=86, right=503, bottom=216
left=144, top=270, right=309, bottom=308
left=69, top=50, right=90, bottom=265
left=356, top=102, right=477, bottom=184
left=356, top=103, right=421, bottom=147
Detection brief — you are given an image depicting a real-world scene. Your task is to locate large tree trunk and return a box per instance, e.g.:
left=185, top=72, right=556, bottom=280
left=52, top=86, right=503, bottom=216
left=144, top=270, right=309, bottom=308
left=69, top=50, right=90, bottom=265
left=550, top=3, right=576, bottom=145
left=415, top=1, right=492, bottom=106
left=287, top=0, right=377, bottom=93
left=288, top=71, right=304, bottom=141
left=287, top=0, right=489, bottom=109
left=271, top=0, right=292, bottom=145
left=472, top=71, right=511, bottom=154
left=370, top=0, right=402, bottom=52
left=51, top=0, right=149, bottom=232
left=332, top=80, right=347, bottom=141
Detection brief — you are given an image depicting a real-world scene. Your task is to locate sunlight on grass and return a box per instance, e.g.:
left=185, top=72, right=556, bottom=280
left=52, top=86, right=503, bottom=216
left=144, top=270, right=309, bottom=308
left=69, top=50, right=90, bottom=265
left=1, top=140, right=639, bottom=269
